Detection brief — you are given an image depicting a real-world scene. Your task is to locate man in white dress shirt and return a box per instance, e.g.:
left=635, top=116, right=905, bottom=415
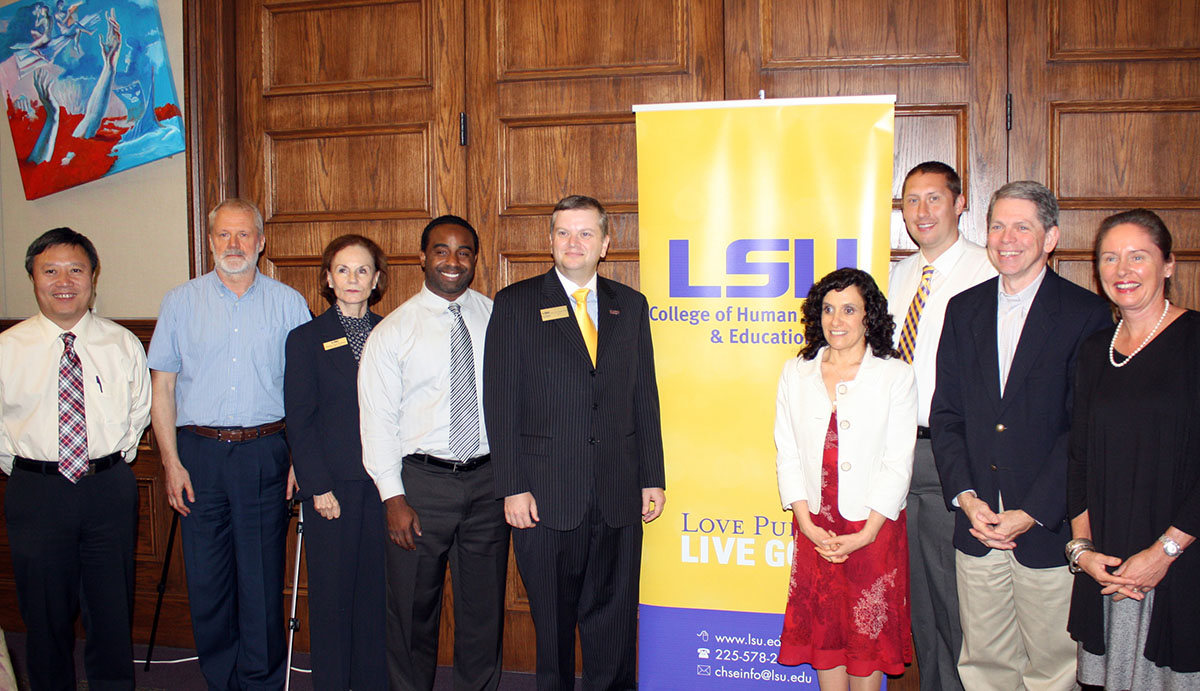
left=888, top=162, right=995, bottom=691
left=0, top=228, right=151, bottom=691
left=359, top=215, right=508, bottom=691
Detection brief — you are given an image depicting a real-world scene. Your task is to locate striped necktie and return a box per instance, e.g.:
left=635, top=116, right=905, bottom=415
left=898, top=265, right=934, bottom=364
left=58, top=332, right=89, bottom=482
left=447, top=303, right=479, bottom=461
left=573, top=288, right=597, bottom=366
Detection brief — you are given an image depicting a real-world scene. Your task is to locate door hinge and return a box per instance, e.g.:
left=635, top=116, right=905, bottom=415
left=459, top=112, right=468, bottom=146
left=1006, top=94, right=1012, bottom=132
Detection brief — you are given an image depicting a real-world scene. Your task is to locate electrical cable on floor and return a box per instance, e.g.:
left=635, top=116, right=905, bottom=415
left=132, top=656, right=312, bottom=674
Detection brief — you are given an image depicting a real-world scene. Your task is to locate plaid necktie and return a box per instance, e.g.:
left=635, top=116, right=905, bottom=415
left=447, top=303, right=479, bottom=461
left=898, top=265, right=934, bottom=364
left=573, top=288, right=597, bottom=366
left=58, top=332, right=88, bottom=482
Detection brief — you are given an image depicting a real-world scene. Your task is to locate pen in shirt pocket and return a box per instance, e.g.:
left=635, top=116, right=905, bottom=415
left=96, top=376, right=103, bottom=393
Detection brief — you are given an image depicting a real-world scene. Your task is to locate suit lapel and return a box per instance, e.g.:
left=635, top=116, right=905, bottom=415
left=596, top=278, right=620, bottom=364
left=970, top=283, right=1003, bottom=408
left=998, top=271, right=1058, bottom=409
left=541, top=270, right=593, bottom=365
left=318, top=307, right=363, bottom=378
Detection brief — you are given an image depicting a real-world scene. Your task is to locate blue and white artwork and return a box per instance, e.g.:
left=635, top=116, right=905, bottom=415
left=0, top=0, right=183, bottom=199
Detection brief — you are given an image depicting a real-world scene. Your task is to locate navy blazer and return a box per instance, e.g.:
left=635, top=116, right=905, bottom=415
left=284, top=307, right=382, bottom=500
left=483, top=269, right=666, bottom=531
left=930, top=269, right=1112, bottom=568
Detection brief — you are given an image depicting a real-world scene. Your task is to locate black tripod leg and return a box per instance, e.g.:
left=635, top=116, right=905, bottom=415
left=144, top=510, right=180, bottom=671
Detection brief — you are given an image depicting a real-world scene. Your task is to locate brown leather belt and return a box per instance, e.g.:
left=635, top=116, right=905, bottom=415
left=14, top=452, right=123, bottom=476
left=182, top=421, right=286, bottom=443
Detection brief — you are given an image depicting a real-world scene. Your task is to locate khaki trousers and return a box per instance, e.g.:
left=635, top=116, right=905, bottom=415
left=955, top=549, right=1077, bottom=691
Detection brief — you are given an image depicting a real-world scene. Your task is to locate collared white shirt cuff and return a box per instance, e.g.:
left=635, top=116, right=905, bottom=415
left=375, top=474, right=406, bottom=502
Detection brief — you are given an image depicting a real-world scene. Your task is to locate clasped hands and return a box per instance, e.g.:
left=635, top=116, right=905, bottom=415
left=797, top=521, right=875, bottom=564
left=958, top=492, right=1035, bottom=551
left=1075, top=544, right=1171, bottom=602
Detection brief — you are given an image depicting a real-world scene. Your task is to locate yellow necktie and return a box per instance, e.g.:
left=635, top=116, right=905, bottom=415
left=573, top=288, right=597, bottom=365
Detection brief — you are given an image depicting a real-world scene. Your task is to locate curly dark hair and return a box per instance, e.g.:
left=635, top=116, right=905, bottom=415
left=799, top=268, right=899, bottom=361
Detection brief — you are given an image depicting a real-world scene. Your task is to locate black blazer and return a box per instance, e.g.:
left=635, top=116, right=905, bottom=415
left=284, top=307, right=383, bottom=500
left=930, top=269, right=1111, bottom=568
left=483, top=269, right=666, bottom=531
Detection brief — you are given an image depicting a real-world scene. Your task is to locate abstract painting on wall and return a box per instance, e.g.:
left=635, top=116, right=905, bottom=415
left=0, top=0, right=183, bottom=199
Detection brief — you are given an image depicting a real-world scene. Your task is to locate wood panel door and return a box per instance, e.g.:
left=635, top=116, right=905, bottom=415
left=725, top=0, right=1009, bottom=254
left=464, top=0, right=725, bottom=671
left=1008, top=0, right=1200, bottom=306
left=231, top=0, right=469, bottom=653
left=236, top=0, right=468, bottom=318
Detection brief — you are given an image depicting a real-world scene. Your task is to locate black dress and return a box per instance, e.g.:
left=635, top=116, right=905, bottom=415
left=1067, top=309, right=1200, bottom=673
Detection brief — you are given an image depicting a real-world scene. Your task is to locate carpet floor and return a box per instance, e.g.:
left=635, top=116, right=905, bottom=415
left=2, top=631, right=562, bottom=690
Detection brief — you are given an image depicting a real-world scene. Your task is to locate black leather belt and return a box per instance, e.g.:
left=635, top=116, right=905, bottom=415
left=183, top=421, right=286, bottom=443
left=14, top=451, right=123, bottom=476
left=917, top=426, right=932, bottom=439
left=405, top=453, right=491, bottom=472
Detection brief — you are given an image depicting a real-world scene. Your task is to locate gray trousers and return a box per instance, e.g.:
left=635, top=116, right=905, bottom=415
left=386, top=460, right=509, bottom=691
left=907, top=438, right=965, bottom=691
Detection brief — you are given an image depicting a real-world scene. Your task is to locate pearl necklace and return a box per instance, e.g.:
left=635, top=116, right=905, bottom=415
left=1109, top=298, right=1170, bottom=368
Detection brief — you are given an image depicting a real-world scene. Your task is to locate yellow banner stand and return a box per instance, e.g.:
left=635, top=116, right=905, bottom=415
left=635, top=97, right=895, bottom=689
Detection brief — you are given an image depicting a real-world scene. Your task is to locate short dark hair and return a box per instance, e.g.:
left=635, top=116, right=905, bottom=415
left=420, top=215, right=479, bottom=253
left=902, top=161, right=962, bottom=199
left=552, top=195, right=609, bottom=236
left=25, top=227, right=99, bottom=276
left=319, top=234, right=388, bottom=306
left=799, top=268, right=898, bottom=360
left=987, top=181, right=1058, bottom=230
left=1095, top=208, right=1174, bottom=297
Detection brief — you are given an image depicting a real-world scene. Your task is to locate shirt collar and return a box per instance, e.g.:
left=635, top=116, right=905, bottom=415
left=34, top=309, right=94, bottom=342
left=555, top=268, right=597, bottom=297
left=208, top=269, right=261, bottom=299
left=998, top=265, right=1047, bottom=304
left=418, top=283, right=471, bottom=313
left=922, top=235, right=968, bottom=275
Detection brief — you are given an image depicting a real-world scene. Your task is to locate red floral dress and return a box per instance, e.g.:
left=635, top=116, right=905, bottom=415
left=778, top=410, right=913, bottom=676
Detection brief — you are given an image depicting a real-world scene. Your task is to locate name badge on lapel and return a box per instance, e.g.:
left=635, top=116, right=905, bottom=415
left=540, top=306, right=569, bottom=321
left=323, top=337, right=349, bottom=351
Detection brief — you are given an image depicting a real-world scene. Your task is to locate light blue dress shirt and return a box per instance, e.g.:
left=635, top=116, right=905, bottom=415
left=148, top=271, right=311, bottom=427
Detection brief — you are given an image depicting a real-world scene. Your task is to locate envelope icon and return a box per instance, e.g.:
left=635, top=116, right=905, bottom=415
left=697, top=665, right=711, bottom=676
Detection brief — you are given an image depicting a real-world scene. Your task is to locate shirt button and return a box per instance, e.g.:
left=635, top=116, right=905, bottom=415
left=588, top=438, right=598, bottom=445
left=837, top=384, right=847, bottom=394
left=840, top=462, right=851, bottom=471
left=990, top=464, right=998, bottom=471
left=592, top=403, right=599, bottom=410
left=995, top=423, right=1006, bottom=432
left=840, top=419, right=850, bottom=430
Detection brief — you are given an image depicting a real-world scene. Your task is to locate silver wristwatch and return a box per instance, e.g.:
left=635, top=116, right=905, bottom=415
left=1159, top=534, right=1184, bottom=558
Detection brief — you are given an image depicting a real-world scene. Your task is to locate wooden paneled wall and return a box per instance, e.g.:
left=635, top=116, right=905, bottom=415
left=1, top=1, right=1197, bottom=687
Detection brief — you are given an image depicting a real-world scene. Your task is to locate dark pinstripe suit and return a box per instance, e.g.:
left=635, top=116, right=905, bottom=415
left=484, top=269, right=665, bottom=690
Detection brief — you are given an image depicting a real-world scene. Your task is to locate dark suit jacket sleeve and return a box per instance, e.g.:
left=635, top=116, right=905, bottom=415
left=931, top=297, right=974, bottom=511
left=483, top=288, right=527, bottom=498
left=285, top=323, right=335, bottom=498
left=1020, top=298, right=1113, bottom=528
left=632, top=292, right=666, bottom=489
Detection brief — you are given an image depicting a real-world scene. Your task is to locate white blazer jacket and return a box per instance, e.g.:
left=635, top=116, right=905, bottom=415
left=775, top=346, right=917, bottom=522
